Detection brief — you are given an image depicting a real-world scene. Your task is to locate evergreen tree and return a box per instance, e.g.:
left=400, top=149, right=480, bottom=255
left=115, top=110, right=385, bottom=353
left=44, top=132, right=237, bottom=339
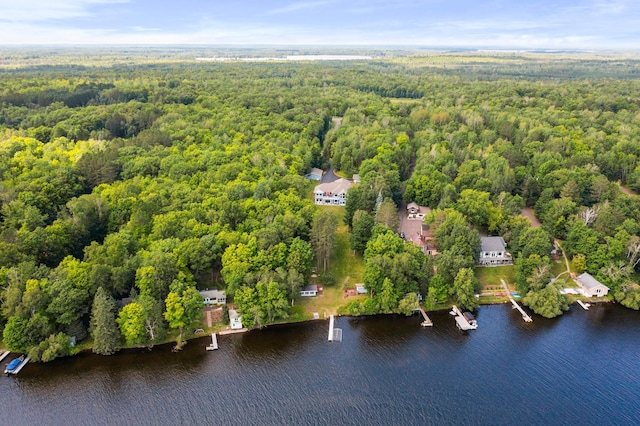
left=90, top=287, right=120, bottom=355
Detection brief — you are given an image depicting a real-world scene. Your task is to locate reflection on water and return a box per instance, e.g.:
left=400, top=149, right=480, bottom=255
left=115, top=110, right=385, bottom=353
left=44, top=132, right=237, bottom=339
left=2, top=303, right=640, bottom=426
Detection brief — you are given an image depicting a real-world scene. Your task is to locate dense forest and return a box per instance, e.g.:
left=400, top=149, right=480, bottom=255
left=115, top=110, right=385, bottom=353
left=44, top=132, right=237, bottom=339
left=1, top=50, right=640, bottom=361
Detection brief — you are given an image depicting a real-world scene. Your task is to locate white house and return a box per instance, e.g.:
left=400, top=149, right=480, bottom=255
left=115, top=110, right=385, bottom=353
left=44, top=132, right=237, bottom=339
left=300, top=284, right=318, bottom=297
left=575, top=273, right=610, bottom=297
left=229, top=309, right=243, bottom=329
left=199, top=289, right=227, bottom=305
left=478, top=236, right=512, bottom=266
left=314, top=178, right=352, bottom=206
left=305, top=168, right=324, bottom=181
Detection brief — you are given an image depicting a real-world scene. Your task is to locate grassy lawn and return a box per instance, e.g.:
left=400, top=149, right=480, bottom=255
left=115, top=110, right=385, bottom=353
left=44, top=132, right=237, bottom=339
left=475, top=265, right=516, bottom=288
left=298, top=206, right=365, bottom=318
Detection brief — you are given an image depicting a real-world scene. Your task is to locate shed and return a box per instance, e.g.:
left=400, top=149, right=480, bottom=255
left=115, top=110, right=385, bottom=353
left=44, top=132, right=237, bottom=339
left=355, top=283, right=367, bottom=294
left=305, top=168, right=323, bottom=181
left=575, top=273, right=610, bottom=297
left=352, top=174, right=361, bottom=184
left=229, top=309, right=243, bottom=329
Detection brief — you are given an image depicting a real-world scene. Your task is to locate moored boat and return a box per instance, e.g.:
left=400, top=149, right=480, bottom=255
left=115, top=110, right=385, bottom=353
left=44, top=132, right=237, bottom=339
left=4, top=356, right=24, bottom=374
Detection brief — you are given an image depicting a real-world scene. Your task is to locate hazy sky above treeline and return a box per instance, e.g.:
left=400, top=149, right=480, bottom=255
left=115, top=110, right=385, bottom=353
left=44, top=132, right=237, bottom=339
left=0, top=0, right=638, bottom=49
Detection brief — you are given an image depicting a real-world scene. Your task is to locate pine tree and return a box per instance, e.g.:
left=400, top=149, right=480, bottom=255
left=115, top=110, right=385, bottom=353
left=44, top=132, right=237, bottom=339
left=90, top=287, right=120, bottom=355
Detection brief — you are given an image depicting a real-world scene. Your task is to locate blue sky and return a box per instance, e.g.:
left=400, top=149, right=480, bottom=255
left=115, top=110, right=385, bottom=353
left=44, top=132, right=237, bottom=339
left=0, top=0, right=638, bottom=48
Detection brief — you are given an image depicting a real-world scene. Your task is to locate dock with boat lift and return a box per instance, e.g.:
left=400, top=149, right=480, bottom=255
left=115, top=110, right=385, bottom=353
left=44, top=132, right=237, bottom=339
left=450, top=305, right=477, bottom=331
left=0, top=350, right=10, bottom=363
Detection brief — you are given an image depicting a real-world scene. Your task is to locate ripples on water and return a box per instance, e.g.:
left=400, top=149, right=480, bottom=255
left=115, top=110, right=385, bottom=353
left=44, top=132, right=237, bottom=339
left=2, top=304, right=640, bottom=426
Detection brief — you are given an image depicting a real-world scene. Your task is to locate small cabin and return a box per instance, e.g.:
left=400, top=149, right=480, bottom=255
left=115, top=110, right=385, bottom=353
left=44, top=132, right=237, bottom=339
left=229, top=309, right=243, bottom=329
left=355, top=283, right=368, bottom=294
left=300, top=284, right=318, bottom=297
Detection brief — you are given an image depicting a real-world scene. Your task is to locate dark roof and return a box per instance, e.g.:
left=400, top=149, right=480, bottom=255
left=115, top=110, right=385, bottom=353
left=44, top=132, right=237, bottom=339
left=480, top=236, right=507, bottom=252
left=303, top=284, right=318, bottom=292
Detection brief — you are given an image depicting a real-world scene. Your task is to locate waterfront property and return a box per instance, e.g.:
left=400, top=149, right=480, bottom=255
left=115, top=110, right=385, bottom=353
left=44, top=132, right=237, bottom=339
left=314, top=178, right=352, bottom=206
left=300, top=284, right=318, bottom=297
left=575, top=273, right=610, bottom=297
left=199, top=289, right=227, bottom=305
left=478, top=236, right=512, bottom=266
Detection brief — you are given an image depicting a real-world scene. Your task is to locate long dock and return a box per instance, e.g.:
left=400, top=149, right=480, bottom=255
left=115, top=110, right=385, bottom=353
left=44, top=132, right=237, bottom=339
left=510, top=298, right=533, bottom=322
left=576, top=300, right=591, bottom=310
left=8, top=356, right=31, bottom=375
left=206, top=333, right=218, bottom=351
left=418, top=307, right=433, bottom=327
left=0, top=351, right=10, bottom=362
left=328, top=315, right=335, bottom=341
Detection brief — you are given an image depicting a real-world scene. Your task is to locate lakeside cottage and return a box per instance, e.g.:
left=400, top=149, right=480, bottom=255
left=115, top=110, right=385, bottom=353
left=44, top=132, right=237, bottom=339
left=478, top=236, right=512, bottom=266
left=199, top=289, right=227, bottom=305
left=300, top=284, right=318, bottom=297
left=575, top=273, right=610, bottom=297
left=314, top=178, right=352, bottom=206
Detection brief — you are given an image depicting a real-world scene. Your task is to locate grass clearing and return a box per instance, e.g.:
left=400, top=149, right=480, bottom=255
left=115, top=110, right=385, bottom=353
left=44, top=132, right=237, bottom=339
left=475, top=266, right=516, bottom=289
left=298, top=206, right=365, bottom=317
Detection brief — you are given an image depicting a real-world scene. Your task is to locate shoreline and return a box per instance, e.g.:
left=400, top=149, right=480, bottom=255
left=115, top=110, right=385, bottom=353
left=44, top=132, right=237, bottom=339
left=0, top=299, right=616, bottom=360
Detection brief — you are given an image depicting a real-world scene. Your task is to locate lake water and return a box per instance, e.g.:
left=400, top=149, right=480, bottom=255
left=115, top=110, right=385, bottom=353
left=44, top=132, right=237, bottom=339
left=2, top=303, right=640, bottom=426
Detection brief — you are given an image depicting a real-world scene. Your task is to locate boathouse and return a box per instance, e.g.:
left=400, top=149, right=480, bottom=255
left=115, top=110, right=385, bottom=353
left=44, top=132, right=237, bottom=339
left=575, top=273, right=609, bottom=297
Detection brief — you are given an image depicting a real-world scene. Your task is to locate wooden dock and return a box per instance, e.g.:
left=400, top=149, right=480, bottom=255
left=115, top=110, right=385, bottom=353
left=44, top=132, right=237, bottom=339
left=218, top=328, right=248, bottom=335
left=510, top=298, right=533, bottom=322
left=0, top=351, right=10, bottom=363
left=7, top=356, right=31, bottom=375
left=327, top=315, right=342, bottom=342
left=418, top=307, right=433, bottom=327
left=206, top=333, right=218, bottom=351
left=576, top=300, right=591, bottom=310
left=328, top=315, right=335, bottom=341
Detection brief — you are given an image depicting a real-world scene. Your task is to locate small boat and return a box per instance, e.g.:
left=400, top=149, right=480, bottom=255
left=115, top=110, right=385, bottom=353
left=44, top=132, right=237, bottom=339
left=4, top=355, right=24, bottom=374
left=463, top=311, right=478, bottom=327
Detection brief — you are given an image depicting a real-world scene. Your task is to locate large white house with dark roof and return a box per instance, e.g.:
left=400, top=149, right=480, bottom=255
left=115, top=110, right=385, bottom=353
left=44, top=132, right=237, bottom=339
left=314, top=178, right=352, bottom=206
left=478, top=236, right=512, bottom=266
left=575, top=272, right=609, bottom=297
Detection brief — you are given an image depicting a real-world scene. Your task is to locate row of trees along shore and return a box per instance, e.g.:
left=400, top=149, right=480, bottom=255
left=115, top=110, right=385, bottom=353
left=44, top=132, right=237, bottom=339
left=1, top=54, right=640, bottom=360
